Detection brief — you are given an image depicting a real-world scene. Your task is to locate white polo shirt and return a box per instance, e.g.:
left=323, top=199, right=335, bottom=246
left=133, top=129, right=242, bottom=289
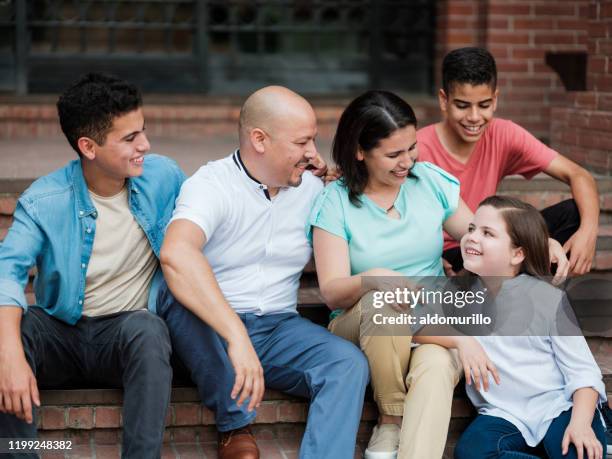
left=170, top=150, right=323, bottom=315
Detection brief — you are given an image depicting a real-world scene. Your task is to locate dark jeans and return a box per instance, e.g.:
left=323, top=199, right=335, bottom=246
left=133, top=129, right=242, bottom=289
left=0, top=308, right=172, bottom=459
left=455, top=409, right=606, bottom=459
left=444, top=199, right=580, bottom=272
left=158, top=286, right=369, bottom=459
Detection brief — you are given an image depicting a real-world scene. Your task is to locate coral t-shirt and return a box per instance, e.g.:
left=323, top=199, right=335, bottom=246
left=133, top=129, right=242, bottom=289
left=417, top=118, right=558, bottom=251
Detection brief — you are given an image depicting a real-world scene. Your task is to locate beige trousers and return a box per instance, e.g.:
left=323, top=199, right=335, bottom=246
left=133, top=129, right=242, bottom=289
left=329, top=295, right=462, bottom=459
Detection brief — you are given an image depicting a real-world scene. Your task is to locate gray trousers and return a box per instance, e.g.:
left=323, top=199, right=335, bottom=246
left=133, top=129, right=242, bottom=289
left=0, top=308, right=172, bottom=459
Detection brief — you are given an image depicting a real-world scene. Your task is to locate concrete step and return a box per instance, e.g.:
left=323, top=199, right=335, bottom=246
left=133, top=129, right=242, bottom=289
left=597, top=225, right=612, bottom=250
left=499, top=173, right=612, bottom=194
left=498, top=174, right=612, bottom=217
left=594, top=250, right=612, bottom=270
left=0, top=95, right=441, bottom=142
left=0, top=97, right=442, bottom=180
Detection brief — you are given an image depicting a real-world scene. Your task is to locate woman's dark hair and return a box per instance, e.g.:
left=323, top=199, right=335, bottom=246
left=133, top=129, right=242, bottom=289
left=332, top=90, right=417, bottom=206
left=442, top=47, right=497, bottom=94
left=57, top=72, right=142, bottom=156
left=479, top=196, right=551, bottom=278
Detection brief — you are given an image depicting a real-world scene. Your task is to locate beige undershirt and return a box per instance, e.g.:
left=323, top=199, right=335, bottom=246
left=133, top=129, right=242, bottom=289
left=83, top=187, right=158, bottom=317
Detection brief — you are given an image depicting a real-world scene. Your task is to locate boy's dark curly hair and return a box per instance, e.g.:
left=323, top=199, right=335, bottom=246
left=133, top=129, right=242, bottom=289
left=442, top=47, right=497, bottom=94
left=57, top=73, right=142, bottom=156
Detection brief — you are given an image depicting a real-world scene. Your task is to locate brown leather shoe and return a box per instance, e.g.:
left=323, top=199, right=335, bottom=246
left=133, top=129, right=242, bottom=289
left=217, top=426, right=260, bottom=459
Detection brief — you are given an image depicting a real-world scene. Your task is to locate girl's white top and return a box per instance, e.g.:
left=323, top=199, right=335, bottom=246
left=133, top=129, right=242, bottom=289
left=467, top=274, right=607, bottom=446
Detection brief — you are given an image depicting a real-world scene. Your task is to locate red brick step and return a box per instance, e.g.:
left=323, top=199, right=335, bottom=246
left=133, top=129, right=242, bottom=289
left=29, top=341, right=611, bottom=458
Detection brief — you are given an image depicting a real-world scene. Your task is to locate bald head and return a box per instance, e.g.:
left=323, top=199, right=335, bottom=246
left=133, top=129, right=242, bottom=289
left=235, top=86, right=319, bottom=191
left=239, top=86, right=315, bottom=144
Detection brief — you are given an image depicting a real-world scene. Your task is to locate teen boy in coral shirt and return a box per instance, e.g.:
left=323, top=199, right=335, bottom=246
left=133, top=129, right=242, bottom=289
left=417, top=47, right=600, bottom=276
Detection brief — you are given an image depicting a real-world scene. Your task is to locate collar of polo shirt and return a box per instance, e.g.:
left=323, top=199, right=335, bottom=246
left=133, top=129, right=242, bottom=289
left=232, top=149, right=273, bottom=200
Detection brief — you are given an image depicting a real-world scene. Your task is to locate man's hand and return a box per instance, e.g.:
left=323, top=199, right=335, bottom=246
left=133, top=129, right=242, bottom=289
left=563, top=227, right=597, bottom=275
left=323, top=167, right=342, bottom=185
left=455, top=336, right=500, bottom=392
left=227, top=337, right=264, bottom=413
left=549, top=238, right=570, bottom=284
left=0, top=351, right=39, bottom=423
left=307, top=153, right=328, bottom=177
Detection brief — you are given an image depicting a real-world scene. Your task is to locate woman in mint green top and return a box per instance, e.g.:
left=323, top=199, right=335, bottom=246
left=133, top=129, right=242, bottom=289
left=310, top=161, right=460, bottom=280
left=307, top=91, right=474, bottom=459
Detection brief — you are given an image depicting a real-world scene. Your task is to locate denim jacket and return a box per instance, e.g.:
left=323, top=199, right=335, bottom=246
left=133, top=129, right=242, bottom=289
left=0, top=154, right=185, bottom=324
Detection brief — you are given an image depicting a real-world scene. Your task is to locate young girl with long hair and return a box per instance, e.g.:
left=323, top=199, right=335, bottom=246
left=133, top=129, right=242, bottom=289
left=418, top=196, right=607, bottom=459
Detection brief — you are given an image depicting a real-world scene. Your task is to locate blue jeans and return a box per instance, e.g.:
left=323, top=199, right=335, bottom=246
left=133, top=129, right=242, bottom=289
left=158, top=289, right=369, bottom=459
left=455, top=409, right=607, bottom=459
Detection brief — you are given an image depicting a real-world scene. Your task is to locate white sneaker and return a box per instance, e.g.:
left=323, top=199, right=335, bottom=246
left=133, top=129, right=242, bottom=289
left=364, top=424, right=400, bottom=459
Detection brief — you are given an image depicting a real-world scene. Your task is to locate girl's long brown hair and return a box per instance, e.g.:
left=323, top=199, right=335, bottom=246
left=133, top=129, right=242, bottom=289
left=479, top=196, right=551, bottom=278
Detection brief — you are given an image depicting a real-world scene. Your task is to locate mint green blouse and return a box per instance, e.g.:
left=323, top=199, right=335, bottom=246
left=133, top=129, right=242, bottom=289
left=308, top=162, right=460, bottom=317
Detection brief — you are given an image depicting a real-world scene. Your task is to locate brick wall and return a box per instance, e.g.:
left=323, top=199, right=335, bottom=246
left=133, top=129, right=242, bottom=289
left=488, top=0, right=589, bottom=142
left=550, top=0, right=612, bottom=175
left=435, top=0, right=488, bottom=91
left=436, top=0, right=590, bottom=143
left=436, top=0, right=612, bottom=176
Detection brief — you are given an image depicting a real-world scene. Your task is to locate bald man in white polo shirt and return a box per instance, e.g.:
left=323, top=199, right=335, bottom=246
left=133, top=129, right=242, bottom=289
left=158, top=86, right=369, bottom=459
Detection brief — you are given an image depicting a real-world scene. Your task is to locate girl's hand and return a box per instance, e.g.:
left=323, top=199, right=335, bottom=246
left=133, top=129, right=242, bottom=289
left=455, top=336, right=500, bottom=392
left=562, top=422, right=603, bottom=459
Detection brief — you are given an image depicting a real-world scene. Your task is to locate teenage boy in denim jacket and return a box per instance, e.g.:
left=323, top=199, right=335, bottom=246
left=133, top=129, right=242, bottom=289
left=0, top=73, right=184, bottom=458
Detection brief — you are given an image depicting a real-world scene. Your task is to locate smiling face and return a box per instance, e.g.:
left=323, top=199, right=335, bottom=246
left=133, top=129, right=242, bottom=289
left=263, top=105, right=318, bottom=188
left=439, top=83, right=498, bottom=146
left=358, top=125, right=418, bottom=190
left=86, top=107, right=150, bottom=180
left=461, top=204, right=524, bottom=277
